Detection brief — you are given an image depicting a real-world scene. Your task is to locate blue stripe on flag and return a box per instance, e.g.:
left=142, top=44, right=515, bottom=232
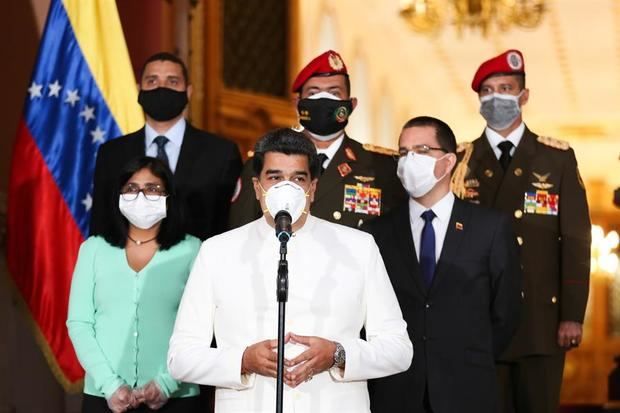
left=24, top=0, right=123, bottom=238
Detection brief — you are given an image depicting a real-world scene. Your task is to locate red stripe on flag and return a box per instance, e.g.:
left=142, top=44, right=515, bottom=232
left=7, top=118, right=85, bottom=385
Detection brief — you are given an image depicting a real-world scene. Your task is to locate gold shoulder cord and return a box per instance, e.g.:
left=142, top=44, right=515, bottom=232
left=450, top=143, right=474, bottom=199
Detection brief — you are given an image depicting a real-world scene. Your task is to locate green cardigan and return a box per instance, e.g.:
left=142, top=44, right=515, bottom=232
left=67, top=235, right=201, bottom=398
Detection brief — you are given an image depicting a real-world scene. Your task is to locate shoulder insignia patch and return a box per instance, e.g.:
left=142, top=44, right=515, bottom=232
left=537, top=135, right=570, bottom=150
left=456, top=141, right=473, bottom=153
left=362, top=143, right=398, bottom=157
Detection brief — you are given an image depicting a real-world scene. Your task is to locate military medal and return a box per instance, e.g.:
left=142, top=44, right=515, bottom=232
left=343, top=183, right=382, bottom=216
left=531, top=172, right=554, bottom=190
left=337, top=162, right=352, bottom=178
left=354, top=175, right=375, bottom=183
left=524, top=190, right=559, bottom=215
left=463, top=178, right=479, bottom=199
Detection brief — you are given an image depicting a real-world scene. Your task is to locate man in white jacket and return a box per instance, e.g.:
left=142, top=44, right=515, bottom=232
left=168, top=128, right=412, bottom=413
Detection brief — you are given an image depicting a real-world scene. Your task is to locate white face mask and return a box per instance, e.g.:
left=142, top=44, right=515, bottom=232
left=261, top=180, right=309, bottom=224
left=479, top=91, right=523, bottom=131
left=118, top=193, right=167, bottom=229
left=397, top=152, right=447, bottom=198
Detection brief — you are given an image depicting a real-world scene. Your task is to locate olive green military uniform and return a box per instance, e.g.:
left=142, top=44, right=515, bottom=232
left=452, top=126, right=591, bottom=413
left=228, top=135, right=407, bottom=229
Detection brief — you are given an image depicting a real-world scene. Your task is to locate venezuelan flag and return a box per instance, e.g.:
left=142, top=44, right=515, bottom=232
left=7, top=0, right=143, bottom=390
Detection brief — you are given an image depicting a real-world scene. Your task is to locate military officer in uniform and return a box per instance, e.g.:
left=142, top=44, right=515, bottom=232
left=451, top=49, right=591, bottom=413
left=228, top=50, right=406, bottom=229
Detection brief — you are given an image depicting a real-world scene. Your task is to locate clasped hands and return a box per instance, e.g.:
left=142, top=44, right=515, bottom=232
left=241, top=332, right=337, bottom=388
left=106, top=380, right=167, bottom=412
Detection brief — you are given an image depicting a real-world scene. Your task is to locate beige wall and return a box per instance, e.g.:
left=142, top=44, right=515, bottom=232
left=296, top=0, right=620, bottom=214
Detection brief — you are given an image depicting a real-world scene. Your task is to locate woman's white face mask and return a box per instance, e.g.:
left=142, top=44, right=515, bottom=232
left=118, top=193, right=167, bottom=229
left=260, top=180, right=310, bottom=224
left=397, top=152, right=448, bottom=198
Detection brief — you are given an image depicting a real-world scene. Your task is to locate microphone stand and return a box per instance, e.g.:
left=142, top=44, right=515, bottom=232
left=276, top=239, right=288, bottom=413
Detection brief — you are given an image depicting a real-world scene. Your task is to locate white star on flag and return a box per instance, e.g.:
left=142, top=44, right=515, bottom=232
left=48, top=80, right=62, bottom=97
left=90, top=126, right=106, bottom=144
left=79, top=105, right=95, bottom=122
left=28, top=81, right=43, bottom=99
left=65, top=89, right=81, bottom=107
left=81, top=193, right=93, bottom=211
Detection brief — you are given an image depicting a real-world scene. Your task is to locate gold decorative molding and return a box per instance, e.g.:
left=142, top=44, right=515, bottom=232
left=216, top=89, right=297, bottom=157
left=188, top=0, right=205, bottom=129
left=547, top=0, right=578, bottom=112
left=430, top=37, right=476, bottom=114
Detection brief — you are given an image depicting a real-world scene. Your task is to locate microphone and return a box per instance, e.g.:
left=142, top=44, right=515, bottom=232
left=274, top=210, right=292, bottom=243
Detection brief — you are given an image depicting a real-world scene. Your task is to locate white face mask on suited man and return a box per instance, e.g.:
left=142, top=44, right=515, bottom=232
left=397, top=152, right=449, bottom=198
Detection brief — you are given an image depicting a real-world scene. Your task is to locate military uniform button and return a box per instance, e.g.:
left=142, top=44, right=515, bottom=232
left=425, top=303, right=431, bottom=309
left=484, top=169, right=494, bottom=178
left=551, top=296, right=558, bottom=304
left=517, top=236, right=523, bottom=245
left=333, top=211, right=342, bottom=220
left=521, top=291, right=525, bottom=299
left=514, top=168, right=523, bottom=176
left=422, top=335, right=427, bottom=341
left=514, top=210, right=523, bottom=219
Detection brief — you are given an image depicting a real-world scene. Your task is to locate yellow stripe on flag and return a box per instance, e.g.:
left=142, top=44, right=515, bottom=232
left=62, top=0, right=143, bottom=134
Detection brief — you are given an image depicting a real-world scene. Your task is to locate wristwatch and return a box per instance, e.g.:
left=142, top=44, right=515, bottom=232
left=332, top=341, right=346, bottom=368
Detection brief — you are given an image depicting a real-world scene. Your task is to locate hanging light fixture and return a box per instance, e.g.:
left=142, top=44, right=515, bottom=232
left=399, top=0, right=546, bottom=36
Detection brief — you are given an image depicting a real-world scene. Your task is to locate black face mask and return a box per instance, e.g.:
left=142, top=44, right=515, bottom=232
left=297, top=97, right=353, bottom=137
left=138, top=87, right=188, bottom=121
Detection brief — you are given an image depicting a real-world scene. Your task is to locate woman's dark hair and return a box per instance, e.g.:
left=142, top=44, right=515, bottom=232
left=102, top=156, right=185, bottom=250
left=252, top=128, right=320, bottom=179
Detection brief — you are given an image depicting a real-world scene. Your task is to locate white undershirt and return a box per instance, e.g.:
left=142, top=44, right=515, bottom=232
left=316, top=135, right=344, bottom=169
left=484, top=122, right=525, bottom=159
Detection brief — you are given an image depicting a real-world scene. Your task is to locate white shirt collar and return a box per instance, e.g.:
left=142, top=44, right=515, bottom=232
left=485, top=122, right=525, bottom=158
left=316, top=134, right=345, bottom=161
left=145, top=118, right=186, bottom=149
left=408, top=191, right=455, bottom=225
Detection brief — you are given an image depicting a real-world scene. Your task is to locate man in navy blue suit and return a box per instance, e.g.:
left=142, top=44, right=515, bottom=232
left=366, top=116, right=522, bottom=413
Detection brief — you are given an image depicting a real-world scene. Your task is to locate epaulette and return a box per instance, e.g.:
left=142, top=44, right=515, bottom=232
left=456, top=141, right=473, bottom=153
left=537, top=135, right=570, bottom=150
left=362, top=143, right=398, bottom=157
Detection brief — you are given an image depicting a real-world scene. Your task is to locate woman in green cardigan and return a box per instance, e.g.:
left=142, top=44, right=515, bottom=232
left=67, top=157, right=200, bottom=412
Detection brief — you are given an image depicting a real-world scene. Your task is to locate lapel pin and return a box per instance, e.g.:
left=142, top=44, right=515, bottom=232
left=455, top=222, right=463, bottom=231
left=337, top=162, right=352, bottom=177
left=345, top=147, right=357, bottom=161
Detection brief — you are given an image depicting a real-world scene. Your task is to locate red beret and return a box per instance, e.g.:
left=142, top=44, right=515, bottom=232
left=291, top=50, right=348, bottom=93
left=471, top=49, right=525, bottom=92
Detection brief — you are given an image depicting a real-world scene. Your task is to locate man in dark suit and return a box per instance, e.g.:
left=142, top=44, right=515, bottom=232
left=451, top=50, right=591, bottom=413
left=90, top=52, right=242, bottom=241
left=228, top=50, right=405, bottom=229
left=366, top=116, right=522, bottom=413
